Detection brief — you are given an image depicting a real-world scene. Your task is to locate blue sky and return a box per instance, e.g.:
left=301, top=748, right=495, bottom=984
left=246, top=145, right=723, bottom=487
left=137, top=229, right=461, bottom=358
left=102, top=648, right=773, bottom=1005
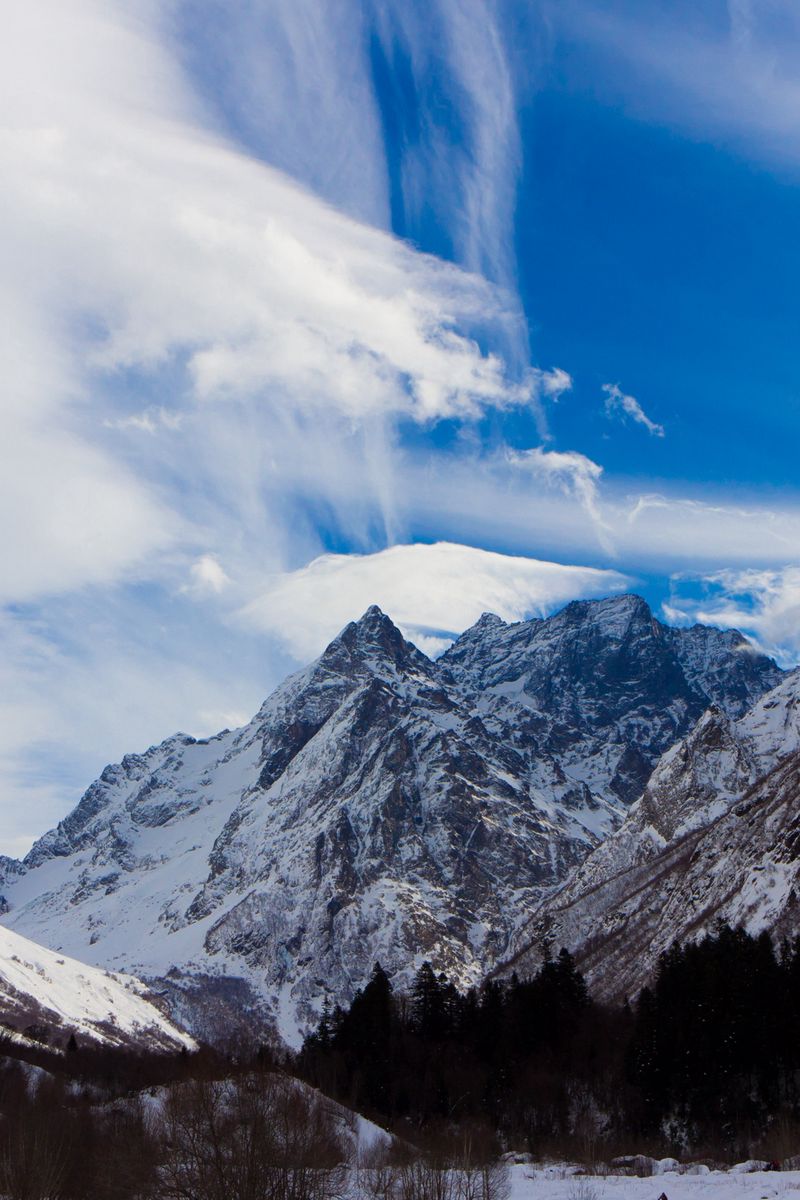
left=2, top=0, right=800, bottom=853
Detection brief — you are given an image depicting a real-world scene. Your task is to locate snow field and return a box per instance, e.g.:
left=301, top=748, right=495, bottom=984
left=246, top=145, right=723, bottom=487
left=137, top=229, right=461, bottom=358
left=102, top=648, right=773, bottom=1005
left=509, top=1164, right=800, bottom=1200
left=0, top=924, right=195, bottom=1049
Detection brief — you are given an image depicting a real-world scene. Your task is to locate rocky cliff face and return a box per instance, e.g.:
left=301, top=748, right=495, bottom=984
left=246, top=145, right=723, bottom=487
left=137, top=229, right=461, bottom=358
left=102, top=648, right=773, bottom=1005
left=503, top=669, right=800, bottom=1001
left=0, top=597, right=782, bottom=1043
left=441, top=594, right=780, bottom=803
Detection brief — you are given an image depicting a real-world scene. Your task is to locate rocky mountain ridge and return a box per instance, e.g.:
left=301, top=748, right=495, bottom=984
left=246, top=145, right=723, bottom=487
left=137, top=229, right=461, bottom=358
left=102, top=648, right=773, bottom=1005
left=0, top=595, right=783, bottom=1043
left=440, top=593, right=779, bottom=802
left=502, top=668, right=800, bottom=999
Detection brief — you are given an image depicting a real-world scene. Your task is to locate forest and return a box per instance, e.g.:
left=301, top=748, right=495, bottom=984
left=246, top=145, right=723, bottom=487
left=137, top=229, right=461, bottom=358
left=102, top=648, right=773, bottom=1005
left=1, top=925, right=799, bottom=1199
left=299, top=925, right=800, bottom=1158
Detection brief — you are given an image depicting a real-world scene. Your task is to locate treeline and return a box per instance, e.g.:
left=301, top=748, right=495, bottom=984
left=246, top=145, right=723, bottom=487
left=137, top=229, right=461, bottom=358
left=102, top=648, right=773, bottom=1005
left=4, top=922, right=800, bottom=1199
left=299, top=925, right=800, bottom=1159
left=631, top=925, right=800, bottom=1147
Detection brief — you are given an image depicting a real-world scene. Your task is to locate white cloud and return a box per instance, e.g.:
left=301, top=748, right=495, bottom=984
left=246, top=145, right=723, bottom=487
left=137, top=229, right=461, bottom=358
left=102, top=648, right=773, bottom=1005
left=372, top=2, right=521, bottom=289
left=541, top=367, right=573, bottom=399
left=665, top=566, right=800, bottom=665
left=621, top=493, right=800, bottom=564
left=0, top=592, right=283, bottom=857
left=104, top=407, right=183, bottom=435
left=0, top=413, right=178, bottom=603
left=187, top=555, right=230, bottom=596
left=175, top=0, right=545, bottom=379
left=507, top=445, right=612, bottom=549
left=173, top=0, right=392, bottom=231
left=390, top=451, right=800, bottom=574
left=603, top=382, right=665, bottom=438
left=0, top=0, right=551, bottom=611
left=241, top=541, right=628, bottom=661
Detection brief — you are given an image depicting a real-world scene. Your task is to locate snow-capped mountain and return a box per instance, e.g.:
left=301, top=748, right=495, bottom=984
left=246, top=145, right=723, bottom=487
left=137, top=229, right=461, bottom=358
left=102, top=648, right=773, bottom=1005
left=0, top=924, right=195, bottom=1051
left=503, top=669, right=800, bottom=1000
left=0, top=597, right=782, bottom=1043
left=441, top=594, right=780, bottom=803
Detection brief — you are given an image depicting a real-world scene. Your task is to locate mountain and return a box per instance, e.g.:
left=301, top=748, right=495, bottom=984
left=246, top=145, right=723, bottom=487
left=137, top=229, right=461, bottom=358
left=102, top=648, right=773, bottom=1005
left=0, top=924, right=195, bottom=1052
left=441, top=594, right=781, bottom=803
left=0, top=597, right=782, bottom=1043
left=502, top=669, right=800, bottom=1000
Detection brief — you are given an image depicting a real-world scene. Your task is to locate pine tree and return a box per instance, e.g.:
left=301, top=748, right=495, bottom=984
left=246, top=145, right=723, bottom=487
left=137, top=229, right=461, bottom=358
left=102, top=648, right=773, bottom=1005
left=410, top=962, right=445, bottom=1038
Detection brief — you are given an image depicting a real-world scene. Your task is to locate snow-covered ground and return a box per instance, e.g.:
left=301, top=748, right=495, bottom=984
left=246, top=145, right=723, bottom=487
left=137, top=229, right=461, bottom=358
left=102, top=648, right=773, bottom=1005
left=509, top=1164, right=800, bottom=1200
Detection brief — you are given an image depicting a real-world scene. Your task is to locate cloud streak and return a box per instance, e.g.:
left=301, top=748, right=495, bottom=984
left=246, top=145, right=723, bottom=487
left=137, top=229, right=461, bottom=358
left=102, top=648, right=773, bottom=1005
left=603, top=382, right=664, bottom=438
left=0, top=0, right=551, bottom=610
left=177, top=0, right=543, bottom=377
left=507, top=446, right=612, bottom=550
left=552, top=0, right=800, bottom=175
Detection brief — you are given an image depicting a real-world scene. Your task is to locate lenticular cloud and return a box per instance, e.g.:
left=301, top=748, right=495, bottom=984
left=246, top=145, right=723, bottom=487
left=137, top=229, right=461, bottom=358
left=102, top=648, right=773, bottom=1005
left=241, top=541, right=628, bottom=660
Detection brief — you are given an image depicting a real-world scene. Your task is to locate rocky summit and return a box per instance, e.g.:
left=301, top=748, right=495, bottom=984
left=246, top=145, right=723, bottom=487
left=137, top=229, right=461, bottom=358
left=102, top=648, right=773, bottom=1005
left=0, top=596, right=782, bottom=1044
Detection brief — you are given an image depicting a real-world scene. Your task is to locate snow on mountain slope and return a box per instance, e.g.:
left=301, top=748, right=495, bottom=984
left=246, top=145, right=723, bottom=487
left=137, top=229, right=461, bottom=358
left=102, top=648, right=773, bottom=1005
left=441, top=595, right=781, bottom=805
left=0, top=924, right=195, bottom=1051
left=504, top=669, right=800, bottom=998
left=1, top=608, right=618, bottom=1043
left=0, top=598, right=782, bottom=1043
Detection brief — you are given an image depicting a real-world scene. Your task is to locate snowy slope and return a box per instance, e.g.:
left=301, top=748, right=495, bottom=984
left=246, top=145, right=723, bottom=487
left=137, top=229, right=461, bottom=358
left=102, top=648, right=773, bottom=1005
left=504, top=670, right=800, bottom=999
left=1, top=608, right=617, bottom=1043
left=0, top=924, right=195, bottom=1050
left=508, top=1165, right=800, bottom=1200
left=0, top=599, right=781, bottom=1043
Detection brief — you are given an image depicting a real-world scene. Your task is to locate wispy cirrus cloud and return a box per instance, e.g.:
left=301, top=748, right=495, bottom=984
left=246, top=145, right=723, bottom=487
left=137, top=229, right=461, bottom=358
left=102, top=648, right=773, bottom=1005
left=177, top=0, right=544, bottom=371
left=506, top=446, right=611, bottom=549
left=602, top=383, right=664, bottom=438
left=551, top=0, right=800, bottom=174
left=174, top=0, right=392, bottom=230
left=398, top=452, right=800, bottom=574
left=1, top=0, right=551, bottom=612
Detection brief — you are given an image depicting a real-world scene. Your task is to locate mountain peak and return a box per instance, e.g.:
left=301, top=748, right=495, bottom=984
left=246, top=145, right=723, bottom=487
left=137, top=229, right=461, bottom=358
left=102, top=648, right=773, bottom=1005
left=347, top=603, right=403, bottom=647
left=609, top=591, right=652, bottom=613
left=565, top=593, right=653, bottom=621
left=473, top=611, right=506, bottom=630
left=318, top=604, right=430, bottom=680
left=356, top=603, right=391, bottom=627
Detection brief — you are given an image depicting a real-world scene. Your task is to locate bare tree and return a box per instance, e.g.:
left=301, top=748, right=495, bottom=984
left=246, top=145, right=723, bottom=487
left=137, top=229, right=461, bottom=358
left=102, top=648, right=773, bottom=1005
left=355, top=1142, right=400, bottom=1200
left=451, top=1126, right=510, bottom=1200
left=387, top=1123, right=509, bottom=1200
left=0, top=1109, right=68, bottom=1200
left=160, top=1073, right=348, bottom=1200
left=91, top=1098, right=162, bottom=1200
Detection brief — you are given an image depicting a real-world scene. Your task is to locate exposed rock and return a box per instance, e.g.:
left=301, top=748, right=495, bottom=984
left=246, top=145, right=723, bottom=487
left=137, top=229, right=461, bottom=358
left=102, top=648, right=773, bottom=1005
left=0, top=597, right=781, bottom=1043
left=502, top=670, right=800, bottom=1000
